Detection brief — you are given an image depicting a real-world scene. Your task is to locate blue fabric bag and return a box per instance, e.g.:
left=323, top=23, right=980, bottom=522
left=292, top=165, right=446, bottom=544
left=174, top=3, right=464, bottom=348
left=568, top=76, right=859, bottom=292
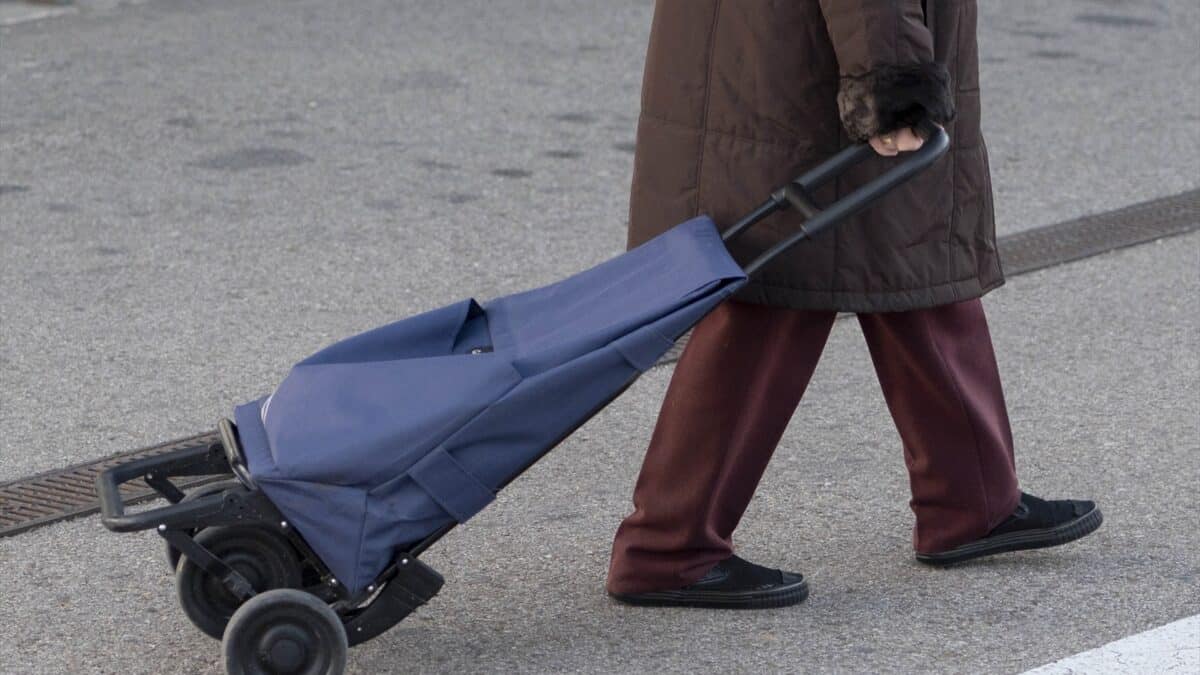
left=233, top=216, right=747, bottom=593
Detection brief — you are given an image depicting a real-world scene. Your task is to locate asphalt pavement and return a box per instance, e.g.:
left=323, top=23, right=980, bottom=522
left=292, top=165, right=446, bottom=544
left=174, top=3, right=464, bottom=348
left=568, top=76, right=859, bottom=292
left=1, top=0, right=1198, bottom=673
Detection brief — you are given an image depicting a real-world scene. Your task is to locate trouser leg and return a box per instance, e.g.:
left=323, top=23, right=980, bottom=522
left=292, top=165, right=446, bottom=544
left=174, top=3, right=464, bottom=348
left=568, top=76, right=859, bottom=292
left=607, top=301, right=836, bottom=595
left=856, top=298, right=1020, bottom=553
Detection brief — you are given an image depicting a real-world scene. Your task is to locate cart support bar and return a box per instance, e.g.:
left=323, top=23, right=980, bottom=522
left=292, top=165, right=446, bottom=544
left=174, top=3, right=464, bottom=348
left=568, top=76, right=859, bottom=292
left=96, top=442, right=230, bottom=531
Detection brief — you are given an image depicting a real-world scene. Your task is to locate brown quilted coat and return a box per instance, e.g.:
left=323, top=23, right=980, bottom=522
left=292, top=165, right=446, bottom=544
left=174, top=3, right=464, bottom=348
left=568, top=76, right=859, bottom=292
left=627, top=0, right=1003, bottom=312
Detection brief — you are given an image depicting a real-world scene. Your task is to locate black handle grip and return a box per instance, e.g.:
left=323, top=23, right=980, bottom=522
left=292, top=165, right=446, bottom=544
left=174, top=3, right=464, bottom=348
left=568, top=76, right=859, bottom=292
left=725, top=124, right=950, bottom=277
left=96, top=465, right=129, bottom=522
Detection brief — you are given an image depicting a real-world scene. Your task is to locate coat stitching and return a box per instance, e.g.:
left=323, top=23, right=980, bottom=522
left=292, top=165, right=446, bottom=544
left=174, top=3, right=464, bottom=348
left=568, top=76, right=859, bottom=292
left=691, top=0, right=723, bottom=219
left=641, top=110, right=984, bottom=153
left=945, top=2, right=966, bottom=292
left=736, top=274, right=1005, bottom=313
left=750, top=270, right=998, bottom=295
left=640, top=111, right=832, bottom=151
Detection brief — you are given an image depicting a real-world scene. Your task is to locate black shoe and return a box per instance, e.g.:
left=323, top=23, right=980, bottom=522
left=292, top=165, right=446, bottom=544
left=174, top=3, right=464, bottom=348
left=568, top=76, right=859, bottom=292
left=916, top=492, right=1102, bottom=566
left=609, top=555, right=808, bottom=609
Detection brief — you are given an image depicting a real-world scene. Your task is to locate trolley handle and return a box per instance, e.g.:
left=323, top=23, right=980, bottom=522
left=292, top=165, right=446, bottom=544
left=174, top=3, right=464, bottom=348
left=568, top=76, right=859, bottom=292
left=724, top=120, right=950, bottom=277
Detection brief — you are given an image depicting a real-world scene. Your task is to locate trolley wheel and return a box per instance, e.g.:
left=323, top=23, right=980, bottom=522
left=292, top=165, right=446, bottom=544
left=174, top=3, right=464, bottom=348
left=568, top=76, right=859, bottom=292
left=177, top=526, right=303, bottom=640
left=164, top=480, right=243, bottom=571
left=222, top=588, right=347, bottom=675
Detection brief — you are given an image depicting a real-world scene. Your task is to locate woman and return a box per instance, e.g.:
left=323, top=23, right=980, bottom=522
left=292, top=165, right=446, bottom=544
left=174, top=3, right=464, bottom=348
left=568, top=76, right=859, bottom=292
left=607, top=0, right=1101, bottom=608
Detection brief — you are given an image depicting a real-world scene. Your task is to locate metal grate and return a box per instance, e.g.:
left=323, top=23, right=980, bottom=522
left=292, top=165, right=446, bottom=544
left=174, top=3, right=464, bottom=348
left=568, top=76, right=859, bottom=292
left=999, top=189, right=1199, bottom=276
left=0, top=432, right=221, bottom=537
left=658, top=189, right=1200, bottom=364
left=0, top=190, right=1196, bottom=538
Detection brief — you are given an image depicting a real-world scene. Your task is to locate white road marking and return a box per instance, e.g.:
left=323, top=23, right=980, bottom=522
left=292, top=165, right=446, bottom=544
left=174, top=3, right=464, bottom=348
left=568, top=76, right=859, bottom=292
left=0, top=3, right=75, bottom=27
left=1022, top=614, right=1200, bottom=674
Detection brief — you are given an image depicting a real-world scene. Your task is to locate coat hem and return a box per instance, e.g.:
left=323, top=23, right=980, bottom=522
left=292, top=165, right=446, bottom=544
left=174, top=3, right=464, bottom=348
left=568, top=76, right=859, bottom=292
left=732, top=274, right=1005, bottom=313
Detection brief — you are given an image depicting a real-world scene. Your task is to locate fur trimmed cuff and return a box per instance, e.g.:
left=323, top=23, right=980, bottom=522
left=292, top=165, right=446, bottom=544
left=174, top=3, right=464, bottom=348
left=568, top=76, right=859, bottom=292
left=836, top=62, right=956, bottom=142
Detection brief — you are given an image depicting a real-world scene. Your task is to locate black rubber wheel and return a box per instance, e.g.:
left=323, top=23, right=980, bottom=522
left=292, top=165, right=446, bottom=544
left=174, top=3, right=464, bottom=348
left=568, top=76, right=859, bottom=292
left=164, top=480, right=243, bottom=571
left=176, top=526, right=303, bottom=640
left=222, top=589, right=347, bottom=675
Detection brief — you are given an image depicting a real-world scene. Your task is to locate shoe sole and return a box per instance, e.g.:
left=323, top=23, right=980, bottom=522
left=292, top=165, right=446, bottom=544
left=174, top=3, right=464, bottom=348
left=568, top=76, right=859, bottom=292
left=608, top=578, right=809, bottom=610
left=915, top=505, right=1103, bottom=566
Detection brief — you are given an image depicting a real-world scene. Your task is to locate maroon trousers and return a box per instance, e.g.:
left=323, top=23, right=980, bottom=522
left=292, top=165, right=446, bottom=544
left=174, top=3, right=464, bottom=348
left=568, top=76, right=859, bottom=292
left=607, top=298, right=1020, bottom=595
